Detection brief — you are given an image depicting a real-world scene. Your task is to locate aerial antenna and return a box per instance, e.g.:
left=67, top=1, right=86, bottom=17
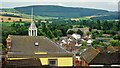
left=31, top=8, right=34, bottom=22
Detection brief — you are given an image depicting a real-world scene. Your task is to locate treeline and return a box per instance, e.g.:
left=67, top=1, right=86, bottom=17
left=1, top=14, right=22, bottom=18
left=2, top=19, right=120, bottom=46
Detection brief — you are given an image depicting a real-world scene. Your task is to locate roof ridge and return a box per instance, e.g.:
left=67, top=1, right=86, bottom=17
left=44, top=37, right=71, bottom=53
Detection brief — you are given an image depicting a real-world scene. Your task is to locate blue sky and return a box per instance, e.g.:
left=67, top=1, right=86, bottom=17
left=1, top=0, right=119, bottom=11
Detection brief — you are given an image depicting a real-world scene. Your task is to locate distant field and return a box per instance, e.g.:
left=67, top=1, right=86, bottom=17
left=84, top=16, right=96, bottom=19
left=0, top=12, right=20, bottom=16
left=0, top=11, right=57, bottom=22
left=0, top=16, right=32, bottom=22
left=0, top=11, right=36, bottom=23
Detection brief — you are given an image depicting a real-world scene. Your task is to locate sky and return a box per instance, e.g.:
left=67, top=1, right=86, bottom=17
left=1, top=0, right=120, bottom=11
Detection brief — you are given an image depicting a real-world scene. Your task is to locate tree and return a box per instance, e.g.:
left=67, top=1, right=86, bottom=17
left=67, top=30, right=75, bottom=35
left=53, top=29, right=62, bottom=37
left=110, top=40, right=120, bottom=46
left=47, top=30, right=55, bottom=39
left=19, top=19, right=22, bottom=22
left=77, top=29, right=83, bottom=36
left=8, top=18, right=11, bottom=20
left=79, top=41, right=86, bottom=52
left=82, top=41, right=87, bottom=46
left=38, top=29, right=45, bottom=36
left=86, top=32, right=91, bottom=36
left=1, top=18, right=3, bottom=20
left=92, top=40, right=100, bottom=46
left=113, top=35, right=120, bottom=40
left=96, top=20, right=101, bottom=30
left=42, top=22, right=48, bottom=33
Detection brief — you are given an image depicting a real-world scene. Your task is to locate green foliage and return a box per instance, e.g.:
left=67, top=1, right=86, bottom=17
left=110, top=40, right=120, bottom=46
left=103, top=30, right=116, bottom=36
left=53, top=29, right=62, bottom=37
left=77, top=29, right=83, bottom=36
left=79, top=42, right=86, bottom=52
left=92, top=40, right=107, bottom=48
left=1, top=14, right=21, bottom=18
left=2, top=22, right=28, bottom=45
left=2, top=8, right=19, bottom=13
left=79, top=45, right=86, bottom=52
left=67, top=30, right=75, bottom=35
left=92, top=31, right=101, bottom=39
left=113, top=35, right=120, bottom=40
left=92, top=40, right=100, bottom=47
left=86, top=32, right=92, bottom=36
left=82, top=41, right=87, bottom=46
left=38, top=29, right=45, bottom=36
left=47, top=30, right=55, bottom=39
left=92, top=40, right=100, bottom=45
left=1, top=18, right=120, bottom=46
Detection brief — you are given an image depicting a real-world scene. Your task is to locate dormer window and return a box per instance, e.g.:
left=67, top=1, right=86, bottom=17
left=35, top=42, right=39, bottom=46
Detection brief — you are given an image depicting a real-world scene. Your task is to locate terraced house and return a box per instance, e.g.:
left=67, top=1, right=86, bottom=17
left=4, top=15, right=73, bottom=67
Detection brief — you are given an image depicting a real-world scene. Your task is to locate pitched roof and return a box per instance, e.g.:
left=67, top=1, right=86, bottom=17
left=8, top=35, right=72, bottom=58
left=67, top=27, right=89, bottom=34
left=107, top=46, right=117, bottom=53
left=82, top=47, right=99, bottom=63
left=82, top=46, right=120, bottom=65
left=114, top=46, right=120, bottom=52
left=29, top=22, right=37, bottom=29
left=90, top=52, right=120, bottom=64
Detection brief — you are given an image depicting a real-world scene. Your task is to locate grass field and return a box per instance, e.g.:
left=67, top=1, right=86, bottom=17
left=0, top=16, right=32, bottom=22
left=0, top=12, right=20, bottom=16
left=0, top=22, right=25, bottom=26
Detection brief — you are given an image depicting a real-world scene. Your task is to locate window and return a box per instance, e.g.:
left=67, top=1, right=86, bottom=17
left=48, top=59, right=57, bottom=66
left=35, top=42, right=39, bottom=46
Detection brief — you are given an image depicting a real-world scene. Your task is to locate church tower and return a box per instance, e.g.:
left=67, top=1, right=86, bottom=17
left=28, top=8, right=37, bottom=36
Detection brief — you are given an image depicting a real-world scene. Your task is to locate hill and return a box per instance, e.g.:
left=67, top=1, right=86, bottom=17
left=91, top=12, right=118, bottom=20
left=1, top=5, right=118, bottom=20
left=14, top=5, right=111, bottom=18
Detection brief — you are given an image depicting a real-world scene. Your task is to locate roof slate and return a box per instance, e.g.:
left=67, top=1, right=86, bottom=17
left=82, top=47, right=99, bottom=63
left=8, top=35, right=73, bottom=57
left=6, top=59, right=42, bottom=67
left=90, top=52, right=120, bottom=64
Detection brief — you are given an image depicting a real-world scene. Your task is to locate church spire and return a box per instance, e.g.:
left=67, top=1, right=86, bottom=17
left=28, top=8, right=37, bottom=36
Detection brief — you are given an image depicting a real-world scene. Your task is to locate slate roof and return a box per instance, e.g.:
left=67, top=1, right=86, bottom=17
left=114, top=46, right=120, bottom=52
left=6, top=59, right=42, bottom=67
left=82, top=47, right=99, bottom=63
left=8, top=35, right=73, bottom=58
left=107, top=46, right=117, bottom=53
left=82, top=46, right=120, bottom=65
left=90, top=52, right=120, bottom=65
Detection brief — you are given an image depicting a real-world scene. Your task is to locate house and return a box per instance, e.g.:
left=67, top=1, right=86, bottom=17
left=81, top=47, right=99, bottom=66
left=86, top=39, right=93, bottom=47
left=58, top=33, right=93, bottom=64
left=90, top=52, right=120, bottom=66
left=4, top=10, right=73, bottom=67
left=67, top=27, right=89, bottom=35
left=92, top=29, right=102, bottom=33
left=102, top=34, right=110, bottom=37
left=81, top=47, right=120, bottom=67
left=96, top=38, right=113, bottom=45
